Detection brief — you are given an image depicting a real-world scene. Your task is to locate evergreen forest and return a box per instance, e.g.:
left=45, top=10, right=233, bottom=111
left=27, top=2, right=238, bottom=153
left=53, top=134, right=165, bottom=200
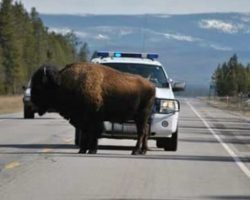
left=0, top=0, right=89, bottom=94
left=212, top=54, right=250, bottom=97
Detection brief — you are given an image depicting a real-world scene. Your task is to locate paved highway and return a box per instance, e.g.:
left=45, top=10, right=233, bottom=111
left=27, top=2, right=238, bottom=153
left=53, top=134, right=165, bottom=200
left=0, top=98, right=250, bottom=200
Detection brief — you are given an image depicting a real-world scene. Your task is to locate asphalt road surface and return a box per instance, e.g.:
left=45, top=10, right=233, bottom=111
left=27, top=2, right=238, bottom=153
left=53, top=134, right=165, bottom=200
left=0, top=98, right=250, bottom=200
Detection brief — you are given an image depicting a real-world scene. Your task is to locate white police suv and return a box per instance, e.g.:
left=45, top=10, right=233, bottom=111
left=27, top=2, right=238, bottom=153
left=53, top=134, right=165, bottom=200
left=76, top=51, right=185, bottom=151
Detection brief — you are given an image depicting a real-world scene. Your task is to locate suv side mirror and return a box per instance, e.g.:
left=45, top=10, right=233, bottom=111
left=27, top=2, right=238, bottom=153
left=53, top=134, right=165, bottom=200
left=172, top=81, right=186, bottom=92
left=162, top=82, right=170, bottom=88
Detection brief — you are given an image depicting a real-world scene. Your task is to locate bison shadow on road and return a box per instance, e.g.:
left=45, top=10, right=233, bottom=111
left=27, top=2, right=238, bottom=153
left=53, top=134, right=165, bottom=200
left=0, top=143, right=136, bottom=152
left=0, top=117, right=58, bottom=120
left=0, top=143, right=249, bottom=163
left=0, top=143, right=77, bottom=149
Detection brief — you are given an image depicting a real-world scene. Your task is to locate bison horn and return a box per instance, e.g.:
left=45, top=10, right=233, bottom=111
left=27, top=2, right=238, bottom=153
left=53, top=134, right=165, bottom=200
left=42, top=66, right=48, bottom=83
left=43, top=66, right=47, bottom=76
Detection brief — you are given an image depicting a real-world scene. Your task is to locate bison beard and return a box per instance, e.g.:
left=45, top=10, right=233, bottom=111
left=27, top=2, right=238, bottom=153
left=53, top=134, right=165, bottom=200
left=31, top=62, right=155, bottom=155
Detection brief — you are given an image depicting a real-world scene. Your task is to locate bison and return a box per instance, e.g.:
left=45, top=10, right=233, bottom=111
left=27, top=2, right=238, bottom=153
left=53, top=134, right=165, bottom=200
left=31, top=62, right=155, bottom=155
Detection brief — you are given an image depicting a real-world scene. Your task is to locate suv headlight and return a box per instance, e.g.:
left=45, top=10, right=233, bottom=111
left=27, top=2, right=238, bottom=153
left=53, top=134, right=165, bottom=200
left=155, top=99, right=180, bottom=114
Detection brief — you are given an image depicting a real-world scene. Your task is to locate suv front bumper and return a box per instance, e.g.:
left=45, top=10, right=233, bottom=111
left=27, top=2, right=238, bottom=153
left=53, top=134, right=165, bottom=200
left=102, top=112, right=179, bottom=139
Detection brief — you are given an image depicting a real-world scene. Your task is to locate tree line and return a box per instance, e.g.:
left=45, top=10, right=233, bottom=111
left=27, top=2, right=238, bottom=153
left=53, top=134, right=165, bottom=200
left=212, top=54, right=250, bottom=97
left=0, top=0, right=89, bottom=94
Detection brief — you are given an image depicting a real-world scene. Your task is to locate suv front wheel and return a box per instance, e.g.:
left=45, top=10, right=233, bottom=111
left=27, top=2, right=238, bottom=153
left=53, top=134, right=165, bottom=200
left=156, top=130, right=178, bottom=151
left=24, top=105, right=34, bottom=119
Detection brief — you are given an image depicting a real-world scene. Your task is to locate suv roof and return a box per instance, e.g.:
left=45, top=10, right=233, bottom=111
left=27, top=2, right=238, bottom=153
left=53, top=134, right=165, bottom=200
left=92, top=57, right=162, bottom=66
left=91, top=52, right=162, bottom=66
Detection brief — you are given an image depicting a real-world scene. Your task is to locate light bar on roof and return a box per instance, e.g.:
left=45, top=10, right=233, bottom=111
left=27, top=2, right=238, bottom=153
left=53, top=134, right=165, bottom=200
left=147, top=53, right=158, bottom=59
left=96, top=51, right=159, bottom=59
left=96, top=51, right=110, bottom=57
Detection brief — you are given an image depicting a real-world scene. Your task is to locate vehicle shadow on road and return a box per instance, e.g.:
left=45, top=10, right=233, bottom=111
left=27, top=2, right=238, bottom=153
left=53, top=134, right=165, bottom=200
left=97, top=196, right=250, bottom=200
left=75, top=153, right=250, bottom=163
left=205, top=195, right=250, bottom=200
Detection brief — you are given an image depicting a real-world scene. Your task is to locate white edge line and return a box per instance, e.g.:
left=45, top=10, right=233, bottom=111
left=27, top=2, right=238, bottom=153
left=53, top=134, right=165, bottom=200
left=186, top=100, right=250, bottom=179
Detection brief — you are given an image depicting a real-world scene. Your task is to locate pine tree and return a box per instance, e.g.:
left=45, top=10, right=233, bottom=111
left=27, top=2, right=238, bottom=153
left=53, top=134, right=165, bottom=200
left=213, top=54, right=250, bottom=97
left=78, top=42, right=89, bottom=62
left=0, top=0, right=21, bottom=93
left=246, top=65, right=250, bottom=92
left=227, top=54, right=238, bottom=96
left=0, top=1, right=80, bottom=94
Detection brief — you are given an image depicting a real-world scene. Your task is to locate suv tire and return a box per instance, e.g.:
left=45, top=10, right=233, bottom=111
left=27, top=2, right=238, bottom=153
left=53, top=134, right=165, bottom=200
left=156, top=130, right=178, bottom=151
left=24, top=105, right=34, bottom=119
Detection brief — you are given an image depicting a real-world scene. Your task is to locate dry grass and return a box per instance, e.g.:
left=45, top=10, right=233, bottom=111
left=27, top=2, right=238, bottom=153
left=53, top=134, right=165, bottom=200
left=205, top=98, right=250, bottom=118
left=0, top=95, right=23, bottom=114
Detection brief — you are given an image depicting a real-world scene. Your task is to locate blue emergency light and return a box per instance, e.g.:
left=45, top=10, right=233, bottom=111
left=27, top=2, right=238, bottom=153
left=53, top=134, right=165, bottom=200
left=114, top=52, right=122, bottom=57
left=96, top=51, right=159, bottom=60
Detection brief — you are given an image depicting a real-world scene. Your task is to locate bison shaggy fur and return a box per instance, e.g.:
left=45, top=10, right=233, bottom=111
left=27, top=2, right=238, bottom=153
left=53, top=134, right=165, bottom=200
left=31, top=62, right=155, bottom=155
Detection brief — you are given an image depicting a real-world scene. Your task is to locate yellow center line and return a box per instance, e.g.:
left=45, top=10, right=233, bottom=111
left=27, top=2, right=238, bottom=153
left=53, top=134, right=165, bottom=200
left=4, top=161, right=21, bottom=170
left=41, top=148, right=53, bottom=153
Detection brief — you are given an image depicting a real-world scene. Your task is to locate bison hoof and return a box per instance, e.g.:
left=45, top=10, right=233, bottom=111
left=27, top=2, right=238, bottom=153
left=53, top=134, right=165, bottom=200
left=79, top=149, right=87, bottom=154
left=131, top=149, right=142, bottom=155
left=141, top=149, right=147, bottom=155
left=88, top=149, right=97, bottom=154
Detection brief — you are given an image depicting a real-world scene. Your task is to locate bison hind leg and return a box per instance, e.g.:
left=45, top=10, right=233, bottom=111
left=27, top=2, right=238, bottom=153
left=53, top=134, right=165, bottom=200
left=141, top=123, right=150, bottom=155
left=132, top=146, right=148, bottom=155
left=88, top=149, right=97, bottom=154
left=140, top=147, right=147, bottom=155
left=133, top=116, right=150, bottom=155
left=78, top=128, right=89, bottom=154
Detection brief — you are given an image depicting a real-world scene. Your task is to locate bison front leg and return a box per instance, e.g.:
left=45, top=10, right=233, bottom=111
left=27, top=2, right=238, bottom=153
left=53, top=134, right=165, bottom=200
left=88, top=136, right=98, bottom=154
left=132, top=121, right=148, bottom=155
left=79, top=130, right=89, bottom=154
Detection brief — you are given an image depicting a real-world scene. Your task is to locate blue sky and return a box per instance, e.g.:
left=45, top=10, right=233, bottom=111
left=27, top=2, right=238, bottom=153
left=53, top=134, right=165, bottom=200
left=19, top=0, right=250, bottom=15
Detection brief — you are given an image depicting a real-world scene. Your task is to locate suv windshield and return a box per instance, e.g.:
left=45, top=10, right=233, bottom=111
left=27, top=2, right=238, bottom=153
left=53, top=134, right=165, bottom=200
left=103, top=63, right=169, bottom=88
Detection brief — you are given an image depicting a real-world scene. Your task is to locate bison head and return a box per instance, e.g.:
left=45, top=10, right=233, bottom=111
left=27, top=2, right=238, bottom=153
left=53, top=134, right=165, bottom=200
left=31, top=65, right=60, bottom=116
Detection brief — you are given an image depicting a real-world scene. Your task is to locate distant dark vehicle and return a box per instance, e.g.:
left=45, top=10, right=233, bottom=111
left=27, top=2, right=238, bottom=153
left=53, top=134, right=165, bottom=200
left=23, top=82, right=37, bottom=119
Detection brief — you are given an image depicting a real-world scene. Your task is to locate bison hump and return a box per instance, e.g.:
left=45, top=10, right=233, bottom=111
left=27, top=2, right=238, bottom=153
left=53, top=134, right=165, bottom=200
left=60, top=63, right=104, bottom=111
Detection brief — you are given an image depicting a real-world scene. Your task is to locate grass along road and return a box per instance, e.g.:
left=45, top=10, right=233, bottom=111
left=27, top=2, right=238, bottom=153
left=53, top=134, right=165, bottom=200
left=0, top=95, right=22, bottom=114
